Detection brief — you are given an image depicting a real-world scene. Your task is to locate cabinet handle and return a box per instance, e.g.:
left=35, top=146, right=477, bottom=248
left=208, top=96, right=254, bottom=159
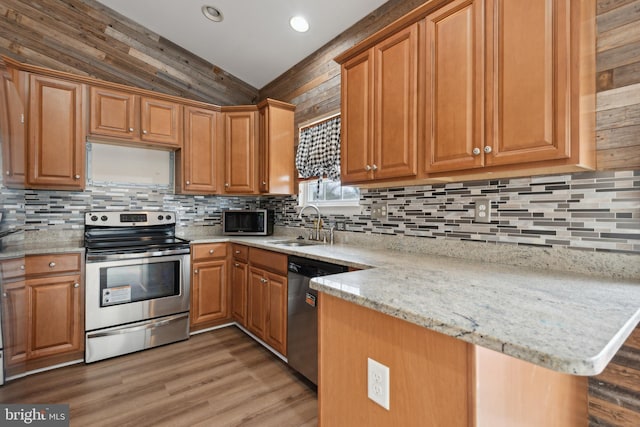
left=5, top=171, right=9, bottom=176
left=74, top=283, right=79, bottom=288
left=472, top=148, right=481, bottom=156
left=143, top=130, right=148, bottom=135
left=74, top=174, right=81, bottom=180
left=365, top=165, right=371, bottom=171
left=225, top=183, right=230, bottom=188
left=186, top=181, right=190, bottom=185
left=260, top=278, right=267, bottom=283
left=2, top=292, right=6, bottom=297
left=235, top=250, right=240, bottom=254
left=484, top=146, right=492, bottom=154
left=49, top=262, right=56, bottom=268
left=209, top=249, right=214, bottom=254
left=20, top=265, right=25, bottom=270
left=234, top=263, right=240, bottom=267
left=129, top=127, right=134, bottom=132
left=372, top=164, right=378, bottom=171
left=262, top=181, right=266, bottom=185
left=194, top=269, right=199, bottom=274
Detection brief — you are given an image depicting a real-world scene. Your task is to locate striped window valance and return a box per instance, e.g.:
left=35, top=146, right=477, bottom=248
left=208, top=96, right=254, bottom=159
left=295, top=115, right=341, bottom=180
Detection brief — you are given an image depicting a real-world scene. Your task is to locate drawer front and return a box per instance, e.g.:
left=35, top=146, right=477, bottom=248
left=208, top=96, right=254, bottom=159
left=0, top=258, right=26, bottom=281
left=231, top=244, right=249, bottom=262
left=249, top=247, right=287, bottom=275
left=25, top=253, right=82, bottom=276
left=192, top=243, right=228, bottom=261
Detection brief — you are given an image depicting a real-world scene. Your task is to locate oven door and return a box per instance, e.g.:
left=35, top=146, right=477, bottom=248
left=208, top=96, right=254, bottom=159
left=85, top=253, right=190, bottom=331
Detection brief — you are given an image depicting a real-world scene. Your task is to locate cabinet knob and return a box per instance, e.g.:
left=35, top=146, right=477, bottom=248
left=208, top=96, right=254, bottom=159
left=209, top=249, right=214, bottom=254
left=142, top=130, right=148, bottom=135
left=5, top=171, right=9, bottom=176
left=472, top=148, right=481, bottom=156
left=74, top=283, right=79, bottom=288
left=372, top=164, right=378, bottom=171
left=129, top=127, right=134, bottom=132
left=74, top=174, right=81, bottom=180
left=2, top=292, right=6, bottom=297
left=186, top=181, right=190, bottom=185
left=262, top=181, right=266, bottom=185
left=225, top=183, right=230, bottom=188
left=234, top=263, right=240, bottom=267
left=235, top=250, right=240, bottom=254
left=484, top=146, right=492, bottom=154
left=20, top=265, right=25, bottom=270
left=365, top=164, right=371, bottom=171
left=260, top=278, right=267, bottom=283
left=49, top=262, right=56, bottom=268
left=194, top=269, right=199, bottom=274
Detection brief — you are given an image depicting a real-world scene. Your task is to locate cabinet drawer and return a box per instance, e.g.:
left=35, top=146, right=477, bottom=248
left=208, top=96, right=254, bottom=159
left=249, top=248, right=287, bottom=275
left=231, top=244, right=249, bottom=262
left=25, top=253, right=82, bottom=276
left=0, top=258, right=26, bottom=281
left=192, top=243, right=227, bottom=261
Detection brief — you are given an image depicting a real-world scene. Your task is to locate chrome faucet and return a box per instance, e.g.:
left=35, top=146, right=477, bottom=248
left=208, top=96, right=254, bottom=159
left=298, top=204, right=321, bottom=240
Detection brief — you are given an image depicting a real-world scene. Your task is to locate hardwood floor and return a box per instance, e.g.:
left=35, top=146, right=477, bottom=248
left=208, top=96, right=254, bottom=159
left=0, top=326, right=318, bottom=427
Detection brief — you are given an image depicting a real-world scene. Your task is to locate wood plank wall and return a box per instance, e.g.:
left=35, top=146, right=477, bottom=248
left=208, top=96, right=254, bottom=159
left=0, top=0, right=258, bottom=105
left=259, top=0, right=640, bottom=172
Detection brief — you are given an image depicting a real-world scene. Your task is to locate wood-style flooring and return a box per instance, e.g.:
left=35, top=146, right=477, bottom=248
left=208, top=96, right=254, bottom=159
left=0, top=326, right=318, bottom=427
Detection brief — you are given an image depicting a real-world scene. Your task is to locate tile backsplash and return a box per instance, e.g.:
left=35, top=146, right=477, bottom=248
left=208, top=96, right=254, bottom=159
left=1, top=170, right=639, bottom=254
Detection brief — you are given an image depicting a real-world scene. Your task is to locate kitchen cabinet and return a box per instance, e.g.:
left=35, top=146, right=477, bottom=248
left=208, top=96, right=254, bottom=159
left=247, top=248, right=287, bottom=356
left=339, top=23, right=418, bottom=184
left=89, top=86, right=183, bottom=148
left=230, top=244, right=249, bottom=326
left=337, top=0, right=595, bottom=186
left=176, top=106, right=220, bottom=194
left=0, top=66, right=26, bottom=188
left=257, top=99, right=296, bottom=195
left=0, top=253, right=84, bottom=377
left=27, top=74, right=86, bottom=190
left=190, top=243, right=230, bottom=331
left=222, top=108, right=258, bottom=194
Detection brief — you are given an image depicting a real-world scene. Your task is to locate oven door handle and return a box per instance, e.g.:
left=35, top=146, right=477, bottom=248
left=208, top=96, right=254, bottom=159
left=86, top=314, right=187, bottom=338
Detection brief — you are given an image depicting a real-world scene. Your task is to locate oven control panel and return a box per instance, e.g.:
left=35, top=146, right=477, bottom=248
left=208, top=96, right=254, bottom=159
left=85, top=211, right=176, bottom=227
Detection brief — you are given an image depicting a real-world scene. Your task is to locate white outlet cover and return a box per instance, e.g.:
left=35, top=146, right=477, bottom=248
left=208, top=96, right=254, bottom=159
left=367, top=357, right=390, bottom=410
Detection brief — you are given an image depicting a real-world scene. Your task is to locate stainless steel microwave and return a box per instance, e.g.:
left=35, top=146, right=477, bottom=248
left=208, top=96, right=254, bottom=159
left=222, top=209, right=274, bottom=235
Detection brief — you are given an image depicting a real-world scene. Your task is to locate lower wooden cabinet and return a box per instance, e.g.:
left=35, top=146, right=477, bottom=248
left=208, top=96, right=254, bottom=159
left=230, top=258, right=248, bottom=326
left=190, top=243, right=230, bottom=331
left=247, top=248, right=288, bottom=356
left=0, top=253, right=84, bottom=376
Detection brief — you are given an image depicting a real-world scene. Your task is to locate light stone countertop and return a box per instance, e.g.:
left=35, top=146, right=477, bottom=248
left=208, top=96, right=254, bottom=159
left=186, top=232, right=640, bottom=376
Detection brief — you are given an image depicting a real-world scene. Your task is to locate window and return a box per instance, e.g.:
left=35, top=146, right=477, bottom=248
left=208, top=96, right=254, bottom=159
left=298, top=179, right=360, bottom=210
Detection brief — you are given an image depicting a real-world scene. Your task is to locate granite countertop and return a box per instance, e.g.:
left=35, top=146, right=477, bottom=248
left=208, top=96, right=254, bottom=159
left=186, top=233, right=640, bottom=376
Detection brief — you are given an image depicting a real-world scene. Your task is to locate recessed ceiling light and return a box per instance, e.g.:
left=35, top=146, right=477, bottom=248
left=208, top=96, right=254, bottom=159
left=202, top=5, right=223, bottom=22
left=290, top=16, right=309, bottom=33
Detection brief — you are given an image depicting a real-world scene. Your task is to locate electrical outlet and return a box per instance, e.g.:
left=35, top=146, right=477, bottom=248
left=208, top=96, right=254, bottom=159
left=335, top=221, right=346, bottom=231
left=474, top=199, right=492, bottom=223
left=368, top=358, right=390, bottom=410
left=371, top=201, right=388, bottom=220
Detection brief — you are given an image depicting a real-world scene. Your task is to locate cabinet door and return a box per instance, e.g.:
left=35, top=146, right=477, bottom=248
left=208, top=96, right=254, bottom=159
left=258, top=102, right=295, bottom=195
left=180, top=107, right=218, bottom=194
left=0, top=68, right=26, bottom=187
left=423, top=0, right=484, bottom=173
left=224, top=111, right=257, bottom=193
left=191, top=260, right=228, bottom=327
left=89, top=87, right=137, bottom=140
left=485, top=0, right=571, bottom=166
left=247, top=267, right=267, bottom=338
left=341, top=50, right=374, bottom=183
left=141, top=97, right=182, bottom=147
left=27, top=75, right=85, bottom=189
left=1, top=280, right=27, bottom=367
left=373, top=23, right=418, bottom=180
left=265, top=272, right=287, bottom=356
left=230, top=260, right=248, bottom=326
left=27, top=274, right=82, bottom=360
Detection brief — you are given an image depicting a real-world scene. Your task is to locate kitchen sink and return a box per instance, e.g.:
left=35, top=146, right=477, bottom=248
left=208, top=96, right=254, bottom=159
left=271, top=240, right=319, bottom=247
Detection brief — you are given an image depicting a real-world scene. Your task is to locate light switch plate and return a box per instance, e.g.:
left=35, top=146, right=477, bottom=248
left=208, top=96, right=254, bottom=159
left=474, top=199, right=492, bottom=223
left=368, top=357, right=390, bottom=410
left=371, top=201, right=388, bottom=220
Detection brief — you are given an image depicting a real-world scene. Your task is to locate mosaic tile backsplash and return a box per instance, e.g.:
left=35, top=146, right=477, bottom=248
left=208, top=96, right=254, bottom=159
left=1, top=170, right=638, bottom=254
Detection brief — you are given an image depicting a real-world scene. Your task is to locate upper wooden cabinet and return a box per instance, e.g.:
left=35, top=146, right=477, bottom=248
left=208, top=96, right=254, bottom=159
left=89, top=87, right=182, bottom=148
left=258, top=99, right=295, bottom=195
left=0, top=66, right=26, bottom=188
left=27, top=74, right=86, bottom=190
left=176, top=106, right=220, bottom=194
left=337, top=0, right=595, bottom=186
left=340, top=24, right=419, bottom=184
left=222, top=109, right=258, bottom=194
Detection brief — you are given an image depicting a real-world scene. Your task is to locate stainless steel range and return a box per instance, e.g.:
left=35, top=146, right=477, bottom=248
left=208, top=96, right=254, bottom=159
left=84, top=211, right=191, bottom=363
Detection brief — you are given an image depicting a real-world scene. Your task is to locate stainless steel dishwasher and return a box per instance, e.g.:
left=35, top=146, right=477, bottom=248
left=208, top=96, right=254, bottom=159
left=287, top=256, right=348, bottom=385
